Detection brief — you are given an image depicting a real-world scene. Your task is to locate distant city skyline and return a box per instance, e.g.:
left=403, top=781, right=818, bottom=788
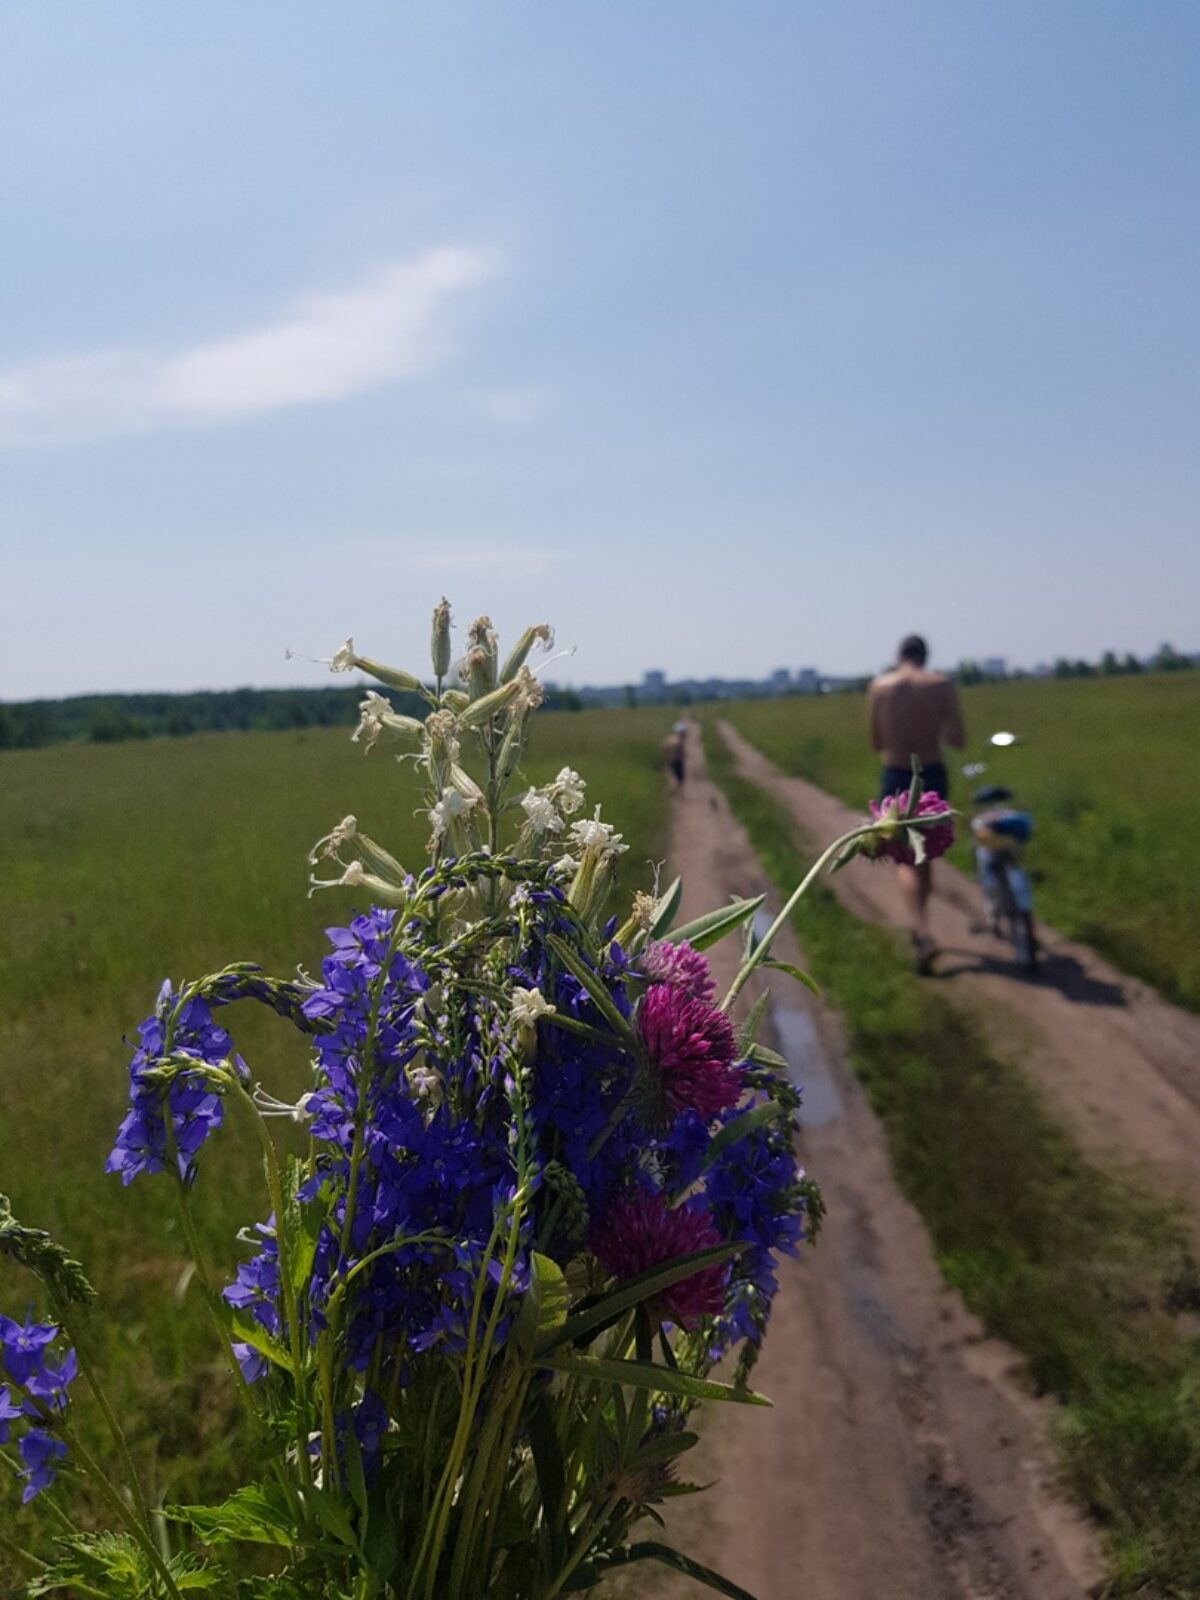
left=2, top=4, right=1197, bottom=700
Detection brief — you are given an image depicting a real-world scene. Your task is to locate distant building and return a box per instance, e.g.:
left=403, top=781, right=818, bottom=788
left=769, top=668, right=791, bottom=694
left=641, top=670, right=667, bottom=699
left=795, top=668, right=820, bottom=695
left=981, top=657, right=1007, bottom=679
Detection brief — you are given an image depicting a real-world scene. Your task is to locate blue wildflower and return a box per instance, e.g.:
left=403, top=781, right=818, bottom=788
left=107, top=985, right=247, bottom=1185
left=18, top=1429, right=67, bottom=1502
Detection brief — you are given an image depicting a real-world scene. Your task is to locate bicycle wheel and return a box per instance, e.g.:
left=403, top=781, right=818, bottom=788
left=1012, top=912, right=1038, bottom=974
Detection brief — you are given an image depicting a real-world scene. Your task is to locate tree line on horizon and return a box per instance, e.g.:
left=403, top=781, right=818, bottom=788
left=955, top=642, right=1195, bottom=686
left=0, top=644, right=1193, bottom=751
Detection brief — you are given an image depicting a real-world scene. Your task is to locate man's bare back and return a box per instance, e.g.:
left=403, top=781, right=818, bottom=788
left=869, top=663, right=965, bottom=769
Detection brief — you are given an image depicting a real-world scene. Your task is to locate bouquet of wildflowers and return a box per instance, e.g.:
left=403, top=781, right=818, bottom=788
left=0, top=604, right=951, bottom=1600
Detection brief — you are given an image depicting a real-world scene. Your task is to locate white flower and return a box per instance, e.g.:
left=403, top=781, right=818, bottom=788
left=352, top=691, right=393, bottom=748
left=552, top=854, right=578, bottom=876
left=631, top=890, right=657, bottom=931
left=408, top=1063, right=441, bottom=1101
left=424, top=710, right=462, bottom=765
left=511, top=986, right=556, bottom=1029
left=429, top=786, right=475, bottom=840
left=569, top=807, right=628, bottom=859
left=330, top=638, right=357, bottom=673
left=339, top=860, right=366, bottom=886
left=552, top=767, right=586, bottom=814
left=309, top=814, right=358, bottom=863
left=521, top=788, right=563, bottom=836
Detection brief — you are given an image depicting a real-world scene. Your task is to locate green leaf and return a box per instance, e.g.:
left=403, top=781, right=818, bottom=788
left=164, top=1482, right=297, bottom=1548
left=760, top=958, right=820, bottom=997
left=513, top=1252, right=570, bottom=1355
left=734, top=991, right=770, bottom=1055
left=170, top=1555, right=229, bottom=1591
left=25, top=1534, right=144, bottom=1596
left=702, top=1101, right=787, bottom=1168
left=745, top=1042, right=789, bottom=1073
left=284, top=1161, right=331, bottom=1295
left=527, top=1391, right=567, bottom=1570
left=648, top=876, right=682, bottom=938
left=308, top=1485, right=359, bottom=1550
left=585, top=1541, right=759, bottom=1600
left=665, top=896, right=764, bottom=953
left=542, top=1243, right=744, bottom=1353
left=229, top=1312, right=293, bottom=1374
left=546, top=935, right=639, bottom=1049
left=628, top=1430, right=700, bottom=1469
left=537, top=1348, right=771, bottom=1406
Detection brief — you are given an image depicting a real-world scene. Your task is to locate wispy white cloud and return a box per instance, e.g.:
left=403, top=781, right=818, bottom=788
left=0, top=247, right=498, bottom=445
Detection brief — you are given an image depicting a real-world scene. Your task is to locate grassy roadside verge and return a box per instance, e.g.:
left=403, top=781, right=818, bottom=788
left=704, top=725, right=1200, bottom=1596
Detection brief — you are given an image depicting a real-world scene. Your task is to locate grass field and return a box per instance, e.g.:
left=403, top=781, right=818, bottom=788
left=720, top=673, right=1200, bottom=1011
left=705, top=728, right=1200, bottom=1595
left=0, top=706, right=674, bottom=1542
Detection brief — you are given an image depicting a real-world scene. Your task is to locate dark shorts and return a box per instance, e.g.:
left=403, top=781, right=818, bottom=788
left=880, top=762, right=948, bottom=803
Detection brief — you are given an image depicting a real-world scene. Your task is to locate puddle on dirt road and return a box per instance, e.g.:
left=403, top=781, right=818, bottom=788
left=773, top=1007, right=843, bottom=1127
left=751, top=908, right=843, bottom=1127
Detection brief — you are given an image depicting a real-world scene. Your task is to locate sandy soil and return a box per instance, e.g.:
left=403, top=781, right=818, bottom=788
left=718, top=719, right=1200, bottom=1223
left=646, top=726, right=1104, bottom=1600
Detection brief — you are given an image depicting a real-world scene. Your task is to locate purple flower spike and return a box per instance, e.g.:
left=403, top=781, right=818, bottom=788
left=107, top=988, right=242, bottom=1185
left=592, top=1191, right=729, bottom=1330
left=638, top=985, right=742, bottom=1123
left=640, top=939, right=716, bottom=1003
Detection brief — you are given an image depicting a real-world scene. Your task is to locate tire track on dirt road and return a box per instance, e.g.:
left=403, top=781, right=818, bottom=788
left=716, top=718, right=1200, bottom=1224
left=650, top=727, right=1101, bottom=1600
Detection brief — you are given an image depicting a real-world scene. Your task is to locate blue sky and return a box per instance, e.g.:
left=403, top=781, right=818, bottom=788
left=2, top=3, right=1197, bottom=697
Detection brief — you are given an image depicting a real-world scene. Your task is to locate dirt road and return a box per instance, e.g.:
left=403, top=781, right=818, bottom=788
left=718, top=719, right=1200, bottom=1222
left=651, top=729, right=1103, bottom=1600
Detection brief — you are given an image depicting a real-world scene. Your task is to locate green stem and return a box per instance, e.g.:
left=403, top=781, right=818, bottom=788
left=170, top=1170, right=256, bottom=1415
left=56, top=1301, right=155, bottom=1539
left=416, top=1179, right=531, bottom=1600
left=0, top=1529, right=48, bottom=1572
left=232, top=1083, right=312, bottom=1497
left=720, top=821, right=876, bottom=1012
left=407, top=1212, right=508, bottom=1600
left=471, top=1369, right=533, bottom=1585
left=538, top=1492, right=619, bottom=1600
left=446, top=1359, right=527, bottom=1600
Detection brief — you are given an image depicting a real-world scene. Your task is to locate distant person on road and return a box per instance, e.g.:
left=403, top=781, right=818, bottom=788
left=664, top=722, right=687, bottom=788
left=869, top=635, right=966, bottom=972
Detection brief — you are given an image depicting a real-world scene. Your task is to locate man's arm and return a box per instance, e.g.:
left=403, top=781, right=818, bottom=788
left=942, top=682, right=966, bottom=750
left=868, top=683, right=885, bottom=753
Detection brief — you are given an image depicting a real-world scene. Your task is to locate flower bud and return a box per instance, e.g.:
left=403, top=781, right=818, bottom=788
left=355, top=831, right=408, bottom=886
left=457, top=676, right=523, bottom=729
left=430, top=598, right=453, bottom=682
left=500, top=623, right=555, bottom=683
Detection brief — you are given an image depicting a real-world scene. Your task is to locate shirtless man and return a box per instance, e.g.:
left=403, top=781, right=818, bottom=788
left=868, top=634, right=966, bottom=971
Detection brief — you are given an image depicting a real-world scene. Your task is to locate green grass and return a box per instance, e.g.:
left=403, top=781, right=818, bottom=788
left=0, top=707, right=673, bottom=1554
left=722, top=673, right=1200, bottom=1011
left=704, top=723, right=1200, bottom=1596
